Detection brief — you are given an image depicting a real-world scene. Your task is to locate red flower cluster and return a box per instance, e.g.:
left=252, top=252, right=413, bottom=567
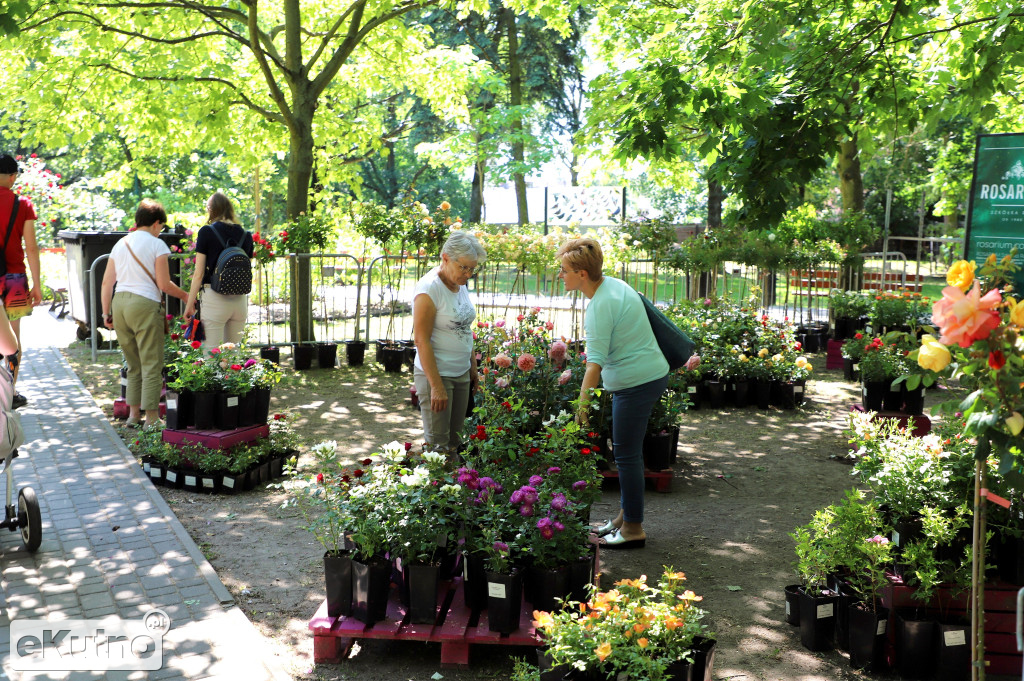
left=469, top=424, right=488, bottom=441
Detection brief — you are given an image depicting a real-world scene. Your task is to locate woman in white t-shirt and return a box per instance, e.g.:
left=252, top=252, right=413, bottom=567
left=412, top=231, right=486, bottom=452
left=100, top=200, right=189, bottom=429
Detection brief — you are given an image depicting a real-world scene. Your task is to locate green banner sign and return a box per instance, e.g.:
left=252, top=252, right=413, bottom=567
left=965, top=133, right=1024, bottom=290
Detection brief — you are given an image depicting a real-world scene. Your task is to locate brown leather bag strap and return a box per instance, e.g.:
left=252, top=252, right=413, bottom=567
left=124, top=241, right=159, bottom=288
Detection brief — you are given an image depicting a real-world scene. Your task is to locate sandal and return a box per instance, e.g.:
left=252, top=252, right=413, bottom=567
left=600, top=529, right=646, bottom=550
left=594, top=519, right=619, bottom=536
left=124, top=418, right=143, bottom=428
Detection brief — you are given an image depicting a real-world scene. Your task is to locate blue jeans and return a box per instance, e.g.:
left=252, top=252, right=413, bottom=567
left=611, top=374, right=669, bottom=524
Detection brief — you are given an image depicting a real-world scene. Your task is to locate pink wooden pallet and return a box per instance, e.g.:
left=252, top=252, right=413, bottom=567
left=309, top=578, right=541, bottom=667
left=600, top=468, right=673, bottom=492
left=161, top=424, right=269, bottom=450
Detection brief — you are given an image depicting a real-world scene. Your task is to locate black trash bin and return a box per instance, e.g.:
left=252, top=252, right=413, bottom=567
left=58, top=230, right=186, bottom=340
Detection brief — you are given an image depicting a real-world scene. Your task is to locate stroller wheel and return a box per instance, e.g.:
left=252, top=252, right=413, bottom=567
left=18, top=487, right=41, bottom=552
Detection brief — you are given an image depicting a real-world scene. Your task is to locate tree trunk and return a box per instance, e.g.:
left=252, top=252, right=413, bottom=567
left=470, top=140, right=485, bottom=223
left=506, top=8, right=528, bottom=225
left=838, top=136, right=864, bottom=213
left=287, top=107, right=316, bottom=343
left=697, top=178, right=725, bottom=297
left=838, top=135, right=865, bottom=290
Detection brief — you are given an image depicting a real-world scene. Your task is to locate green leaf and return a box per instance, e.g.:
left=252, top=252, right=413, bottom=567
left=906, top=374, right=921, bottom=390
left=959, top=390, right=983, bottom=412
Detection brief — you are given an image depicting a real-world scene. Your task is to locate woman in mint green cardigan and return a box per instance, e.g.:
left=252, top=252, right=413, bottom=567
left=557, top=237, right=668, bottom=550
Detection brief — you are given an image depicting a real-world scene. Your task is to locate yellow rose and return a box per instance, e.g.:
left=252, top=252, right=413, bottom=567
left=758, top=348, right=769, bottom=358
left=739, top=354, right=748, bottom=362
left=1011, top=298, right=1024, bottom=327
left=1007, top=412, right=1024, bottom=437
left=918, top=334, right=951, bottom=372
left=946, top=260, right=976, bottom=292
left=772, top=354, right=784, bottom=363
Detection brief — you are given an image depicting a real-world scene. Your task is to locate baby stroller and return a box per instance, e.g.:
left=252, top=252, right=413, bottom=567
left=0, top=363, right=40, bottom=552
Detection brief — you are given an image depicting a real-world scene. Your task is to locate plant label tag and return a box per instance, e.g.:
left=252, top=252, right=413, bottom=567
left=203, top=478, right=214, bottom=488
left=877, top=620, right=887, bottom=636
left=185, top=475, right=197, bottom=487
left=166, top=470, right=177, bottom=483
left=785, top=602, right=790, bottom=616
left=730, top=384, right=736, bottom=391
left=795, top=386, right=803, bottom=394
left=436, top=532, right=448, bottom=548
left=892, top=530, right=901, bottom=546
left=120, top=377, right=128, bottom=386
left=223, top=477, right=235, bottom=489
left=227, top=396, right=239, bottom=407
left=688, top=386, right=697, bottom=394
left=150, top=468, right=162, bottom=479
left=866, top=325, right=873, bottom=334
left=167, top=398, right=177, bottom=410
left=944, top=629, right=966, bottom=646
left=487, top=582, right=506, bottom=599
left=816, top=603, right=833, bottom=619
left=142, top=461, right=151, bottom=473
left=853, top=363, right=859, bottom=371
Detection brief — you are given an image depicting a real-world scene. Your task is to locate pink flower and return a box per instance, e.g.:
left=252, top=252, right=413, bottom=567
left=685, top=355, right=701, bottom=371
left=932, top=282, right=1002, bottom=348
left=495, top=320, right=506, bottom=328
left=867, top=535, right=889, bottom=545
left=545, top=321, right=554, bottom=330
left=558, top=369, right=572, bottom=385
left=517, top=353, right=537, bottom=371
left=494, top=352, right=513, bottom=369
left=244, top=358, right=257, bottom=368
left=209, top=347, right=221, bottom=355
left=495, top=377, right=509, bottom=388
left=548, top=340, right=567, bottom=361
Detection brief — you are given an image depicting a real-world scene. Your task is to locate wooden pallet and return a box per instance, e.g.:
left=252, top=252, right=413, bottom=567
left=309, top=578, right=542, bottom=667
left=600, top=468, right=673, bottom=493
left=880, top=575, right=1023, bottom=675
left=162, top=424, right=269, bottom=450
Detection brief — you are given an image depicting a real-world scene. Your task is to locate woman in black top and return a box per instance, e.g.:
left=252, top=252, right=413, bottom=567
left=184, top=192, right=254, bottom=348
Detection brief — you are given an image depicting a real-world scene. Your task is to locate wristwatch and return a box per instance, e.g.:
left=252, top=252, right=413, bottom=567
left=103, top=313, right=113, bottom=323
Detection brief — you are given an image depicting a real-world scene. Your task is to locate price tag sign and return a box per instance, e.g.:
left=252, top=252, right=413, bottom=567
left=166, top=399, right=177, bottom=410
left=816, top=603, right=834, bottom=619
left=227, top=396, right=239, bottom=407
left=794, top=386, right=804, bottom=394
left=185, top=475, right=197, bottom=487
left=223, top=477, right=235, bottom=489
left=202, top=478, right=215, bottom=488
left=487, top=582, right=506, bottom=599
left=944, top=629, right=967, bottom=646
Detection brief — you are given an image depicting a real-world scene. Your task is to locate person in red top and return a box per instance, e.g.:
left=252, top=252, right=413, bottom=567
left=0, top=154, right=42, bottom=409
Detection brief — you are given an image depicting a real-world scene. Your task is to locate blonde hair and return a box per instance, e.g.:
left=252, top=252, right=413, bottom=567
left=206, top=191, right=237, bottom=224
left=556, top=238, right=603, bottom=281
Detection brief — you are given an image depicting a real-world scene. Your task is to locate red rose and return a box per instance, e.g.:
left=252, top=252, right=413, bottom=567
left=404, top=442, right=412, bottom=451
left=191, top=340, right=201, bottom=349
left=353, top=469, right=364, bottom=478
left=171, top=333, right=180, bottom=340
left=989, top=350, right=1006, bottom=370
left=361, top=458, right=372, bottom=465
left=855, top=333, right=863, bottom=339
left=231, top=364, right=242, bottom=371
left=274, top=413, right=286, bottom=420
left=581, top=448, right=591, bottom=456
left=316, top=473, right=324, bottom=483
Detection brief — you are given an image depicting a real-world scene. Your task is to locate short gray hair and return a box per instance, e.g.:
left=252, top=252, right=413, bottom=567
left=441, top=230, right=486, bottom=265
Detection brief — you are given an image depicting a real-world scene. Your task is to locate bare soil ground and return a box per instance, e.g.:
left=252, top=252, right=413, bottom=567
left=64, top=343, right=919, bottom=681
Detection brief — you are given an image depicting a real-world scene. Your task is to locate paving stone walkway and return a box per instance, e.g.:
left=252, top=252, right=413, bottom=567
left=0, top=315, right=292, bottom=680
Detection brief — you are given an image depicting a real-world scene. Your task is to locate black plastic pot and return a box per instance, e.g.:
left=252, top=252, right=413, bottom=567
left=896, top=610, right=936, bottom=679
left=402, top=563, right=439, bottom=624
left=784, top=584, right=801, bottom=625
left=903, top=385, right=925, bottom=415
left=848, top=603, right=888, bottom=670
left=317, top=342, right=338, bottom=369
left=567, top=548, right=596, bottom=603
left=642, top=430, right=673, bottom=471
left=345, top=340, right=366, bottom=367
left=165, top=389, right=194, bottom=430
left=843, top=357, right=860, bottom=382
left=220, top=472, right=245, bottom=494
left=862, top=381, right=886, bottom=412
left=252, top=387, right=271, bottom=425
left=192, top=391, right=216, bottom=430
left=260, top=346, right=280, bottom=364
left=883, top=384, right=903, bottom=411
left=934, top=620, right=970, bottom=681
left=705, top=380, right=726, bottom=409
left=734, top=380, right=751, bottom=408
left=798, top=588, right=836, bottom=652
left=236, top=391, right=256, bottom=428
left=486, top=569, right=524, bottom=634
left=526, top=564, right=570, bottom=612
left=463, top=551, right=488, bottom=610
left=352, top=556, right=391, bottom=625
left=325, top=552, right=354, bottom=614
left=215, top=392, right=240, bottom=431
left=691, top=635, right=717, bottom=681
left=293, top=343, right=315, bottom=370
left=381, top=346, right=405, bottom=373
left=754, top=380, right=771, bottom=410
